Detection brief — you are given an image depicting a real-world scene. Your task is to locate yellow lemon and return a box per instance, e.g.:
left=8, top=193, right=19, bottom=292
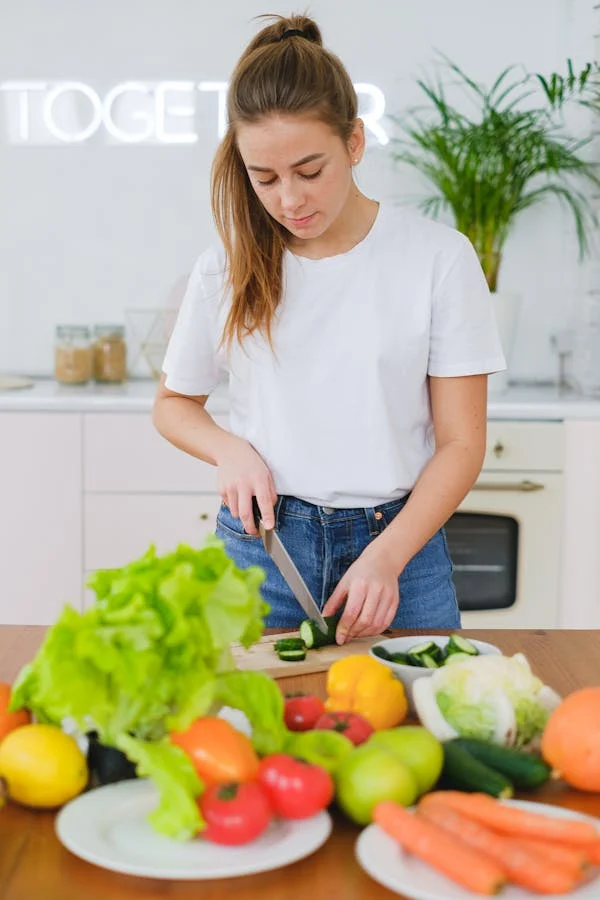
left=0, top=723, right=88, bottom=808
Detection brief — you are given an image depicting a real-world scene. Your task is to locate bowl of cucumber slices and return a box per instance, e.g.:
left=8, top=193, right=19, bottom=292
left=369, top=633, right=501, bottom=711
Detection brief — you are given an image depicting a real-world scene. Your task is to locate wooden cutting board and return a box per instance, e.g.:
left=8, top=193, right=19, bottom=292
left=231, top=631, right=388, bottom=678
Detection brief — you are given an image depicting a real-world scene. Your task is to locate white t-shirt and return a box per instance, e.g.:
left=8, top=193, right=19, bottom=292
left=163, top=204, right=505, bottom=508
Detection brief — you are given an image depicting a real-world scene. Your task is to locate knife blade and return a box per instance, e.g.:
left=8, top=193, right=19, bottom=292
left=252, top=501, right=330, bottom=634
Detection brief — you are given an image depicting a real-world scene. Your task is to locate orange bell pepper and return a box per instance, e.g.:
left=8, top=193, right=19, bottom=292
left=170, top=716, right=259, bottom=786
left=324, top=655, right=407, bottom=730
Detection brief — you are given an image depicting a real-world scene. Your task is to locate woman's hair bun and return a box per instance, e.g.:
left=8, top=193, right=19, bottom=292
left=249, top=13, right=323, bottom=50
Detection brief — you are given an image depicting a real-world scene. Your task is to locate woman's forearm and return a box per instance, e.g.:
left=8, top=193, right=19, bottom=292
left=152, top=394, right=239, bottom=466
left=372, top=440, right=484, bottom=574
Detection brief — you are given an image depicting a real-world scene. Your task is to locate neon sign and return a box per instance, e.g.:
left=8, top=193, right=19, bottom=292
left=0, top=80, right=389, bottom=146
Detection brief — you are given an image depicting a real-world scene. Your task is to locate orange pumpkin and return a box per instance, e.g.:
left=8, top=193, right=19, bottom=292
left=541, top=686, right=600, bottom=791
left=0, top=682, right=31, bottom=744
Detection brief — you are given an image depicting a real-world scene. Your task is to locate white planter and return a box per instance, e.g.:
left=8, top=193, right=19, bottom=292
left=488, top=292, right=521, bottom=394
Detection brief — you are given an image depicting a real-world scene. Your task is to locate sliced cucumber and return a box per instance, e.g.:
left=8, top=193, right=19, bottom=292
left=442, top=740, right=514, bottom=798
left=373, top=647, right=412, bottom=665
left=299, top=616, right=338, bottom=649
left=408, top=640, right=443, bottom=659
left=407, top=641, right=444, bottom=667
left=446, top=634, right=479, bottom=656
left=419, top=652, right=441, bottom=669
left=277, top=648, right=307, bottom=662
left=371, top=645, right=393, bottom=661
left=453, top=738, right=552, bottom=789
left=273, top=637, right=306, bottom=653
left=442, top=651, right=473, bottom=666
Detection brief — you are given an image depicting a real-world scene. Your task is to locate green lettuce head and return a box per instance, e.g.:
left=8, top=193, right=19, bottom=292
left=10, top=538, right=290, bottom=839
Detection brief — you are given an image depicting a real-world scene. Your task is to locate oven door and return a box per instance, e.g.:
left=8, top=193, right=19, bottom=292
left=446, top=472, right=563, bottom=628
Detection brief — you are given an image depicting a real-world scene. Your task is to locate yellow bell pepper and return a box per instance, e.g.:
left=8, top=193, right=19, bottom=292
left=324, top=654, right=408, bottom=730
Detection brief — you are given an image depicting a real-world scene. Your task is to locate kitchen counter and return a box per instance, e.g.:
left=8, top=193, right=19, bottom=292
left=1, top=627, right=600, bottom=900
left=0, top=378, right=230, bottom=415
left=1, top=378, right=600, bottom=419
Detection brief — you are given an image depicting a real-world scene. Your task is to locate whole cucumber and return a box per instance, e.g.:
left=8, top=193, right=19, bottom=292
left=441, top=740, right=514, bottom=798
left=453, top=737, right=552, bottom=789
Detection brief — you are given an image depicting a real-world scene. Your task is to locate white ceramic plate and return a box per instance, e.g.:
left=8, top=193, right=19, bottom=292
left=355, top=799, right=600, bottom=900
left=56, top=779, right=332, bottom=879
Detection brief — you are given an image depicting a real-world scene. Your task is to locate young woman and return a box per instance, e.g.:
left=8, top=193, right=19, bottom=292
left=153, top=14, right=505, bottom=644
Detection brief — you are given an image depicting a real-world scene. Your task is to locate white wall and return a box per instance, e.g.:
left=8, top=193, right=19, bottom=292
left=0, top=0, right=596, bottom=380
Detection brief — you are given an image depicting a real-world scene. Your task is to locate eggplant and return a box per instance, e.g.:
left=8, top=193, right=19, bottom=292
left=86, top=732, right=138, bottom=786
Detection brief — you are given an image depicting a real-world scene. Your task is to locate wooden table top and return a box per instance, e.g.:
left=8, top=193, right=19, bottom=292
left=1, top=626, right=600, bottom=900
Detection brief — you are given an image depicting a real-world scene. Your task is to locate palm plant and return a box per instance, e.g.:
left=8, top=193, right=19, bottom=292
left=535, top=58, right=600, bottom=114
left=391, top=59, right=600, bottom=292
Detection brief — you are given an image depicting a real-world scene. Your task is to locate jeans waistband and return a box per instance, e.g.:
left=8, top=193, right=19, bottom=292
left=275, top=493, right=410, bottom=528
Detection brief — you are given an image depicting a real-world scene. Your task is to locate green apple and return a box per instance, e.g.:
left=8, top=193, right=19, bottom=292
left=334, top=745, right=418, bottom=825
left=285, top=728, right=354, bottom=774
left=367, top=725, right=443, bottom=795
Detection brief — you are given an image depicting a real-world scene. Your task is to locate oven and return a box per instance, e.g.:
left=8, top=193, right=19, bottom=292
left=445, top=421, right=564, bottom=628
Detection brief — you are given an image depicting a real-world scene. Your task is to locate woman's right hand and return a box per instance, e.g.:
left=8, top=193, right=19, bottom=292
left=217, top=436, right=277, bottom=536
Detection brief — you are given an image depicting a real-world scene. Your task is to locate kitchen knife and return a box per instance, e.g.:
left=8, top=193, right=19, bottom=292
left=252, top=500, right=330, bottom=635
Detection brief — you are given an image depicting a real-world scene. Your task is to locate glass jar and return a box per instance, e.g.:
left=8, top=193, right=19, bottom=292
left=54, top=325, right=93, bottom=385
left=93, top=325, right=127, bottom=383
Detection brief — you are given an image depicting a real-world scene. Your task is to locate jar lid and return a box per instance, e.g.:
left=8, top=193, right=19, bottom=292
left=56, top=325, right=90, bottom=339
left=93, top=324, right=125, bottom=338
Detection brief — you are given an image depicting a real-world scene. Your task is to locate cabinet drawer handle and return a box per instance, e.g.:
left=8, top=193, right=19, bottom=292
left=198, top=512, right=209, bottom=520
left=471, top=480, right=545, bottom=493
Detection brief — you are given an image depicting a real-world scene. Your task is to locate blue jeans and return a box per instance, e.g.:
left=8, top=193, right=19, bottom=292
left=215, top=495, right=461, bottom=630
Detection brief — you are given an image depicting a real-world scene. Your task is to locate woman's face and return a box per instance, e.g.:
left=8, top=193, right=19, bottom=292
left=236, top=114, right=363, bottom=244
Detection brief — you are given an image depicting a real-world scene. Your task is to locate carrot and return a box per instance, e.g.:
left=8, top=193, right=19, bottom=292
left=559, top=838, right=600, bottom=866
left=425, top=791, right=600, bottom=845
left=418, top=795, right=582, bottom=894
left=586, top=840, right=600, bottom=865
left=373, top=800, right=506, bottom=896
left=518, top=837, right=591, bottom=874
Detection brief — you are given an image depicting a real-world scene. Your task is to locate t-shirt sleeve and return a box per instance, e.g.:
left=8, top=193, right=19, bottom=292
left=162, top=249, right=227, bottom=395
left=427, top=236, right=507, bottom=377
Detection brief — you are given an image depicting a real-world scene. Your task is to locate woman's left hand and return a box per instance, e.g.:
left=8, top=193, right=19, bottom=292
left=322, top=547, right=400, bottom=644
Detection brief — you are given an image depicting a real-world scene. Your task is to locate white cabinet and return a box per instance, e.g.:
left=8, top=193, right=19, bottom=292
left=83, top=413, right=223, bottom=493
left=83, top=493, right=223, bottom=608
left=560, top=420, right=600, bottom=626
left=0, top=413, right=82, bottom=624
left=84, top=493, right=223, bottom=570
left=82, top=412, right=225, bottom=607
left=0, top=409, right=226, bottom=625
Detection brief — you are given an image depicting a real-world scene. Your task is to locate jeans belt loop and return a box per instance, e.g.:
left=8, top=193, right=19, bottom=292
left=365, top=507, right=380, bottom=537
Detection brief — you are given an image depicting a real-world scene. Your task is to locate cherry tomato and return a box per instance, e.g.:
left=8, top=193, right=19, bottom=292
left=170, top=717, right=259, bottom=786
left=314, top=711, right=374, bottom=746
left=283, top=693, right=326, bottom=731
left=258, top=754, right=334, bottom=819
left=199, top=781, right=272, bottom=845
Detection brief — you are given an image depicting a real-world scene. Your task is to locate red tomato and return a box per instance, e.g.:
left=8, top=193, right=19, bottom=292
left=258, top=754, right=334, bottom=819
left=314, top=711, right=374, bottom=746
left=199, top=781, right=272, bottom=845
left=283, top=694, right=325, bottom=731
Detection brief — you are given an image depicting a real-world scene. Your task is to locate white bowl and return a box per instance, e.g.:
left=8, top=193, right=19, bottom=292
left=369, top=634, right=501, bottom=714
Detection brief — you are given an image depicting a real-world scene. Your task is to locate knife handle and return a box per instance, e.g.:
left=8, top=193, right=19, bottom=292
left=251, top=496, right=262, bottom=530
